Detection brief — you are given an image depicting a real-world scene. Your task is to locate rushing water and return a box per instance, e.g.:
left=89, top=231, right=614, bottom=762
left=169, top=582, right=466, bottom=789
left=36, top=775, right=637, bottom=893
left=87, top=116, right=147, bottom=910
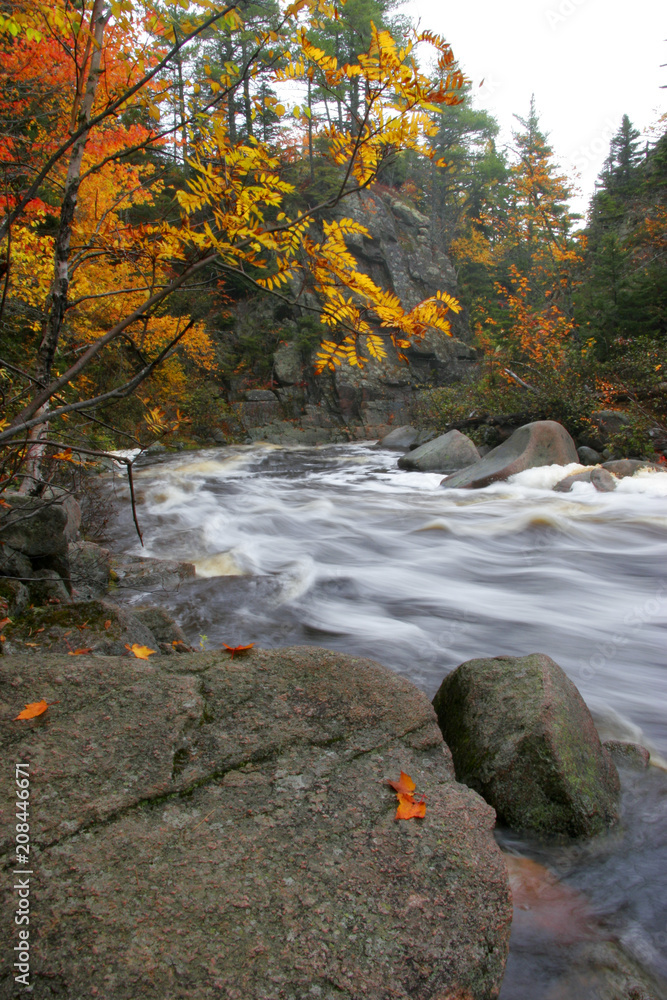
left=106, top=442, right=667, bottom=997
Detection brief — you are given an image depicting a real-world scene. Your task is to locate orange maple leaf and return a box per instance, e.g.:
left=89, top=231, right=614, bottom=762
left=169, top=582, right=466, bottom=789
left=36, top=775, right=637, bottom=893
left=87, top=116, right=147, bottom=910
left=68, top=647, right=93, bottom=655
left=15, top=699, right=50, bottom=720
left=387, top=771, right=415, bottom=795
left=395, top=792, right=426, bottom=820
left=125, top=643, right=156, bottom=659
left=387, top=771, right=426, bottom=820
left=223, top=643, right=254, bottom=659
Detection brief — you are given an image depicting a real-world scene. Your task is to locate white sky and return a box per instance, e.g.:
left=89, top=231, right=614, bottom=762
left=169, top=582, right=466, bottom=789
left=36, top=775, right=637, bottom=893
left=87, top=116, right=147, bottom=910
left=407, top=0, right=666, bottom=219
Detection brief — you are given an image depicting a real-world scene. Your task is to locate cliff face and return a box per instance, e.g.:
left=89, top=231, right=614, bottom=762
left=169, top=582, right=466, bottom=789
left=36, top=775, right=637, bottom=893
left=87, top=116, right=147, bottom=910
left=232, top=189, right=476, bottom=444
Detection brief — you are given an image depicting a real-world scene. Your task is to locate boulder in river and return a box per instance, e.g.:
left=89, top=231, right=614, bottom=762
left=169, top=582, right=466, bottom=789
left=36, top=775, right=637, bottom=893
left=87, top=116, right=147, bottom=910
left=378, top=424, right=419, bottom=450
left=432, top=653, right=621, bottom=838
left=398, top=429, right=480, bottom=472
left=0, top=646, right=512, bottom=999
left=601, top=459, right=664, bottom=478
left=440, top=420, right=579, bottom=490
left=553, top=467, right=617, bottom=493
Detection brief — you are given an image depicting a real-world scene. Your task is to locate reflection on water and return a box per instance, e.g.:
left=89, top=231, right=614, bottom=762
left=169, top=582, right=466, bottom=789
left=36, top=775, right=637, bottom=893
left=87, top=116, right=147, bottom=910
left=107, top=442, right=667, bottom=997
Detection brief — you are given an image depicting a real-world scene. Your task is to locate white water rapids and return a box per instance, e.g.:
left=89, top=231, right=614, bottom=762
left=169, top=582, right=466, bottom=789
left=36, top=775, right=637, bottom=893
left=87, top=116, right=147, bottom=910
left=106, top=442, right=667, bottom=996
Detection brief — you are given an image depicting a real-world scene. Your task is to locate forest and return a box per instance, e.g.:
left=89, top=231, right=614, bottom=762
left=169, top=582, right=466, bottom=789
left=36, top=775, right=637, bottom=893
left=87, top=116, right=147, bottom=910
left=0, top=0, right=665, bottom=487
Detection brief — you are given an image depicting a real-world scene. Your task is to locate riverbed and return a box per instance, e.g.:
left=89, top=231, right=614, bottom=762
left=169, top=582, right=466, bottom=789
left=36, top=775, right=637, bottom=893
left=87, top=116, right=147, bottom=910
left=106, top=441, right=667, bottom=997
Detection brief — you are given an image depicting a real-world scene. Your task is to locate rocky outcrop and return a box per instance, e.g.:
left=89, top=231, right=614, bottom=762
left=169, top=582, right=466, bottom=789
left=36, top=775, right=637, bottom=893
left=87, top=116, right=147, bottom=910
left=0, top=646, right=512, bottom=999
left=398, top=429, right=480, bottom=472
left=1, top=598, right=164, bottom=657
left=0, top=492, right=77, bottom=601
left=231, top=189, right=475, bottom=444
left=432, top=653, right=621, bottom=839
left=441, top=421, right=579, bottom=490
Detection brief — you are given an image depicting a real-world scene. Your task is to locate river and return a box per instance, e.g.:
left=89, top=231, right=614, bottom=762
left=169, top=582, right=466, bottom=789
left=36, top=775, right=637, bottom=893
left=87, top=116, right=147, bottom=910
left=106, top=441, right=667, bottom=997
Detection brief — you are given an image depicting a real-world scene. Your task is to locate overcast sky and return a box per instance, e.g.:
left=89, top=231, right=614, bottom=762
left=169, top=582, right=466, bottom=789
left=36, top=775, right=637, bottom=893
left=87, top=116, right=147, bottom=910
left=408, top=0, right=666, bottom=219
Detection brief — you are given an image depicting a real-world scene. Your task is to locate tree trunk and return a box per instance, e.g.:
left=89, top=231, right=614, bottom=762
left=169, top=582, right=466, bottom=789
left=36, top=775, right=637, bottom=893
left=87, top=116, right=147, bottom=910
left=21, top=0, right=108, bottom=491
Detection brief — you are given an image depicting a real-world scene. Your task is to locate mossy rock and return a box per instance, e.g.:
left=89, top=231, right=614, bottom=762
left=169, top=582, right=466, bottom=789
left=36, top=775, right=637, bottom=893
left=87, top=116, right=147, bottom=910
left=3, top=599, right=160, bottom=656
left=432, top=653, right=620, bottom=839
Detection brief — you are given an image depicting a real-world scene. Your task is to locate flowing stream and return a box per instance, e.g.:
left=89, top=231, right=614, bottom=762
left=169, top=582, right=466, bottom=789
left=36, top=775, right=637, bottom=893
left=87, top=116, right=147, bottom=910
left=106, top=442, right=667, bottom=997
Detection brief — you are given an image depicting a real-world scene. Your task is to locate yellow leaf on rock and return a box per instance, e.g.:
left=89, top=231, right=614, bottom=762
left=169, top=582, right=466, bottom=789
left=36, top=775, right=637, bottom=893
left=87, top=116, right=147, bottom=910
left=125, top=643, right=156, bottom=659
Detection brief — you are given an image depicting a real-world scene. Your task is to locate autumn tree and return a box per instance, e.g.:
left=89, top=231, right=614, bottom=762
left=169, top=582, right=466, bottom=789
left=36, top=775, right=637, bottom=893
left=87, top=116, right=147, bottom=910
left=451, top=96, right=583, bottom=381
left=0, top=0, right=465, bottom=490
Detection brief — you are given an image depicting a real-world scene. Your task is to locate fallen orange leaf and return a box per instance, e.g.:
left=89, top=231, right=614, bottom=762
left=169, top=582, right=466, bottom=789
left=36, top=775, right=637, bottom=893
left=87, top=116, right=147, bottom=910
left=125, top=643, right=156, bottom=659
left=15, top=699, right=49, bottom=720
left=0, top=616, right=11, bottom=629
left=223, top=643, right=254, bottom=659
left=68, top=647, right=93, bottom=655
left=387, top=771, right=426, bottom=821
left=104, top=620, right=112, bottom=630
left=387, top=771, right=415, bottom=795
left=395, top=792, right=426, bottom=821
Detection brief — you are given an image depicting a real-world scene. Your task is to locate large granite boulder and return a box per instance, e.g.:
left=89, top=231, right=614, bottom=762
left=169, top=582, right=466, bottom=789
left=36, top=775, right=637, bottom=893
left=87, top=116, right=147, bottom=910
left=441, top=420, right=579, bottom=489
left=0, top=494, right=69, bottom=557
left=0, top=647, right=512, bottom=1000
left=398, top=429, right=480, bottom=472
left=432, top=653, right=620, bottom=839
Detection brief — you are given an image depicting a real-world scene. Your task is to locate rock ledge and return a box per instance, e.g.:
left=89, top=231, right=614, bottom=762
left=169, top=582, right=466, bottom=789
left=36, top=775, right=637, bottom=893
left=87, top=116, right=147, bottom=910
left=0, top=647, right=511, bottom=1000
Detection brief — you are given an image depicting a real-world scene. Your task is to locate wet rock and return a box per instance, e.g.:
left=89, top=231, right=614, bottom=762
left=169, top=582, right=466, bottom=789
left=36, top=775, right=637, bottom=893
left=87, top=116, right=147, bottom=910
left=1, top=599, right=160, bottom=657
left=603, top=740, right=651, bottom=770
left=398, top=429, right=480, bottom=472
left=554, top=467, right=617, bottom=493
left=0, top=493, right=69, bottom=558
left=432, top=653, right=620, bottom=838
left=144, top=441, right=168, bottom=455
left=441, top=421, right=579, bottom=490
left=0, top=577, right=28, bottom=617
left=378, top=424, right=419, bottom=450
left=28, top=568, right=70, bottom=605
left=132, top=605, right=192, bottom=652
left=578, top=445, right=602, bottom=464
left=602, top=459, right=663, bottom=478
left=110, top=553, right=196, bottom=591
left=0, top=646, right=512, bottom=1000
left=409, top=427, right=439, bottom=449
left=68, top=540, right=112, bottom=599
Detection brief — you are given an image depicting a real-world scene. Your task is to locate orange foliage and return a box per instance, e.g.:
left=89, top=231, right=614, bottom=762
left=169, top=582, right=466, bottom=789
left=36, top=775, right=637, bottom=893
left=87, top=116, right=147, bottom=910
left=387, top=771, right=426, bottom=820
left=14, top=699, right=50, bottom=720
